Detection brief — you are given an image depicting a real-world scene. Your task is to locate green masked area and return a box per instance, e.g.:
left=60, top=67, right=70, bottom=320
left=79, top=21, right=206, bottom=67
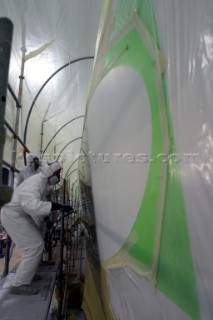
left=105, top=29, right=164, bottom=266
left=102, top=1, right=200, bottom=319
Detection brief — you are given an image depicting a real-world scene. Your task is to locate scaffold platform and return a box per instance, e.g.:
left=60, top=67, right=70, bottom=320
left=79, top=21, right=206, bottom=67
left=0, top=262, right=58, bottom=320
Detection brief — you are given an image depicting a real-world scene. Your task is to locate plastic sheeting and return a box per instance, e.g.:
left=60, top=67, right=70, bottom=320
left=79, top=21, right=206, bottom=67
left=2, top=0, right=213, bottom=319
left=154, top=1, right=213, bottom=319
left=0, top=0, right=102, bottom=182
left=81, top=0, right=213, bottom=319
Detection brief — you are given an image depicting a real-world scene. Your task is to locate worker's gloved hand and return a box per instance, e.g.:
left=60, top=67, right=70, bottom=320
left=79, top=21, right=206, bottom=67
left=43, top=216, right=54, bottom=229
left=51, top=202, right=73, bottom=212
left=61, top=204, right=73, bottom=212
left=51, top=202, right=63, bottom=211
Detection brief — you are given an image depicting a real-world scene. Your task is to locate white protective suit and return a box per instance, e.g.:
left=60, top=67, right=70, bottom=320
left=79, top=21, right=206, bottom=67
left=13, top=153, right=41, bottom=189
left=0, top=161, right=61, bottom=287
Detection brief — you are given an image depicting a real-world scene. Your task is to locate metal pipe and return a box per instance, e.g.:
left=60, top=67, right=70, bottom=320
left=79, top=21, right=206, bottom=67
left=64, top=157, right=79, bottom=179
left=3, top=160, right=19, bottom=173
left=58, top=178, right=66, bottom=319
left=7, top=83, right=21, bottom=108
left=40, top=103, right=51, bottom=155
left=10, top=25, right=26, bottom=185
left=0, top=18, right=14, bottom=278
left=42, top=115, right=84, bottom=156
left=0, top=18, right=13, bottom=204
left=72, top=179, right=78, bottom=194
left=58, top=207, right=64, bottom=320
left=65, top=168, right=77, bottom=179
left=4, top=120, right=29, bottom=152
left=65, top=147, right=88, bottom=179
left=23, top=56, right=94, bottom=150
left=56, top=136, right=82, bottom=161
left=40, top=121, right=45, bottom=156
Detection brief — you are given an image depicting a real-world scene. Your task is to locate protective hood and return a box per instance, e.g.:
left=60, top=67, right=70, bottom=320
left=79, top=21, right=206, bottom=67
left=26, top=153, right=39, bottom=165
left=42, top=160, right=61, bottom=178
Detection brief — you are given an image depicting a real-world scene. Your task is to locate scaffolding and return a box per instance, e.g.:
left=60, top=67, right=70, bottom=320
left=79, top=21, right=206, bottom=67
left=0, top=18, right=93, bottom=320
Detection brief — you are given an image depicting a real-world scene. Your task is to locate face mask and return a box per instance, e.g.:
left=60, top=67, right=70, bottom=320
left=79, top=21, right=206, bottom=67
left=48, top=175, right=60, bottom=186
left=30, top=158, right=40, bottom=170
left=34, top=159, right=40, bottom=170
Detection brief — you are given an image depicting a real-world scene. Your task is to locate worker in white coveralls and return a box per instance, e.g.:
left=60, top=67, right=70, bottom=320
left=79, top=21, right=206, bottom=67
left=13, top=153, right=43, bottom=228
left=0, top=160, right=73, bottom=295
left=14, top=153, right=41, bottom=188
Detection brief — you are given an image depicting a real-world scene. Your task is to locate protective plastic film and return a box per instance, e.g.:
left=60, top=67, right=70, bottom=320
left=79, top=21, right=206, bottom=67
left=153, top=1, right=213, bottom=319
left=82, top=0, right=213, bottom=319
left=0, top=0, right=102, bottom=177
